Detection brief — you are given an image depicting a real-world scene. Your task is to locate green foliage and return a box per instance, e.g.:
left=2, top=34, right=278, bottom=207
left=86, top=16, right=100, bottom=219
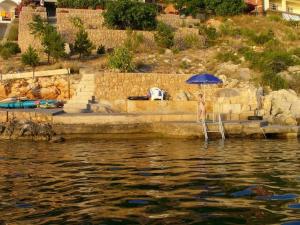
left=251, top=30, right=275, bottom=45
left=292, top=48, right=300, bottom=58
left=261, top=72, right=288, bottom=90
left=73, top=29, right=94, bottom=59
left=220, top=22, right=241, bottom=37
left=183, top=34, right=202, bottom=49
left=57, top=0, right=106, bottom=9
left=29, top=15, right=65, bottom=63
left=108, top=47, right=134, bottom=72
left=198, top=24, right=218, bottom=46
left=0, top=42, right=21, bottom=59
left=174, top=0, right=205, bottom=17
left=154, top=22, right=175, bottom=49
left=97, top=45, right=106, bottom=55
left=204, top=0, right=246, bottom=16
left=124, top=29, right=144, bottom=52
left=216, top=51, right=241, bottom=64
left=21, top=46, right=40, bottom=77
left=0, top=48, right=12, bottom=60
left=103, top=0, right=157, bottom=30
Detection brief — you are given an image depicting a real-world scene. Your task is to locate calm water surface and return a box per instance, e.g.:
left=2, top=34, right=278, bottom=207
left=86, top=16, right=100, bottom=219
left=0, top=139, right=299, bottom=225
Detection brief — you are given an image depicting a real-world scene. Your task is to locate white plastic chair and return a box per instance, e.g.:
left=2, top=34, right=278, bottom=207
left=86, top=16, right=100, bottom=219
left=149, top=87, right=165, bottom=101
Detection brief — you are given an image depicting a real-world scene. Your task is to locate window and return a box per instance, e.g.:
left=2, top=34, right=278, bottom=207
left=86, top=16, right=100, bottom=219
left=269, top=2, right=279, bottom=11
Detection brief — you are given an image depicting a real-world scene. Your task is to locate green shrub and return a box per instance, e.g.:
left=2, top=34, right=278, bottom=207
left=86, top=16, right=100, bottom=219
left=2, top=42, right=21, bottom=54
left=57, top=0, right=106, bottom=9
left=124, top=29, right=144, bottom=52
left=292, top=48, right=300, bottom=58
left=0, top=42, right=21, bottom=59
left=108, top=46, right=134, bottom=72
left=104, top=0, right=157, bottom=30
left=204, top=0, right=246, bottom=16
left=97, top=45, right=106, bottom=55
left=154, top=22, right=175, bottom=49
left=220, top=22, right=241, bottom=37
left=198, top=24, right=218, bottom=46
left=216, top=51, right=241, bottom=64
left=261, top=72, right=288, bottom=90
left=0, top=48, right=12, bottom=60
left=21, top=46, right=40, bottom=78
left=183, top=34, right=201, bottom=49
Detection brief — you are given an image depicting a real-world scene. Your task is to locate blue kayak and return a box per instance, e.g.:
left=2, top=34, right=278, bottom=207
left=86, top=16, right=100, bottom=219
left=0, top=100, right=63, bottom=109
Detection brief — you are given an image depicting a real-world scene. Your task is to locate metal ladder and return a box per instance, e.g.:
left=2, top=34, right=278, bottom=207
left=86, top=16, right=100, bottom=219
left=202, top=114, right=225, bottom=141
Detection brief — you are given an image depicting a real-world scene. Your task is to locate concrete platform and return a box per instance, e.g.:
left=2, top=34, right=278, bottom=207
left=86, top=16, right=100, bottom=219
left=0, top=108, right=64, bottom=115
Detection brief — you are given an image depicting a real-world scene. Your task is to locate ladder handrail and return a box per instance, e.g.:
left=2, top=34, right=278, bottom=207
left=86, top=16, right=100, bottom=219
left=202, top=120, right=208, bottom=141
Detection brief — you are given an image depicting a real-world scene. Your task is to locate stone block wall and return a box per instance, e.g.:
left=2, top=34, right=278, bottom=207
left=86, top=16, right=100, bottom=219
left=0, top=111, right=53, bottom=123
left=157, top=14, right=200, bottom=28
left=18, top=7, right=47, bottom=52
left=94, top=72, right=258, bottom=114
left=19, top=7, right=200, bottom=51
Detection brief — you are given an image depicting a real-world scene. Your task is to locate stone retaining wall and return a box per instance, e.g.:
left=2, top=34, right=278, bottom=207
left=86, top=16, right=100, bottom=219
left=18, top=7, right=47, bottom=52
left=18, top=7, right=199, bottom=51
left=0, top=110, right=52, bottom=123
left=94, top=72, right=258, bottom=114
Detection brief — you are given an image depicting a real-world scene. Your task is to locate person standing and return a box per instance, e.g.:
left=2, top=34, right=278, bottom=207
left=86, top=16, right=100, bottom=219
left=198, top=94, right=206, bottom=122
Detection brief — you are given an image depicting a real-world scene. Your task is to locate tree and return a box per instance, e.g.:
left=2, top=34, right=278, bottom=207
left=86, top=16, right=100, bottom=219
left=108, top=46, right=134, bottom=72
left=104, top=0, right=157, bottom=30
left=204, top=0, right=246, bottom=16
left=21, top=46, right=40, bottom=78
left=174, top=0, right=205, bottom=17
left=29, top=15, right=65, bottom=63
left=154, top=22, right=175, bottom=49
left=73, top=29, right=93, bottom=59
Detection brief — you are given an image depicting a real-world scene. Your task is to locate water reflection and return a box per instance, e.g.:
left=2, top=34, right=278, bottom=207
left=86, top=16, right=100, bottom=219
left=0, top=139, right=299, bottom=224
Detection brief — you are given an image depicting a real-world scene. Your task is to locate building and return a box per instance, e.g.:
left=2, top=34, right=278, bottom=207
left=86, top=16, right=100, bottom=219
left=264, top=0, right=300, bottom=20
left=0, top=0, right=21, bottom=23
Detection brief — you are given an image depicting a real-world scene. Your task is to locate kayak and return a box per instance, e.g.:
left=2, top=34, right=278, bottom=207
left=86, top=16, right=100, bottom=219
left=0, top=100, right=64, bottom=109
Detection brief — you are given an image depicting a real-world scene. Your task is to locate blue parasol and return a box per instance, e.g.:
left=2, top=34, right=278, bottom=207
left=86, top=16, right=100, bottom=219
left=186, top=73, right=223, bottom=122
left=186, top=73, right=223, bottom=85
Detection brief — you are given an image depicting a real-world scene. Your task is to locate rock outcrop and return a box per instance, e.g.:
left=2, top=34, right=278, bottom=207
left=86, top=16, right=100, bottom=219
left=263, top=89, right=300, bottom=125
left=0, top=76, right=79, bottom=101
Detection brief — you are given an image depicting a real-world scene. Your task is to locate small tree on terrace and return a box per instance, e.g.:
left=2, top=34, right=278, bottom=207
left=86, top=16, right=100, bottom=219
left=70, top=17, right=94, bottom=59
left=73, top=29, right=93, bottom=59
left=29, top=15, right=65, bottom=63
left=21, top=46, right=40, bottom=78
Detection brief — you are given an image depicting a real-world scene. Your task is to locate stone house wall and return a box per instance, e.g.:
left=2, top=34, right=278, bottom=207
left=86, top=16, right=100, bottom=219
left=157, top=14, right=200, bottom=28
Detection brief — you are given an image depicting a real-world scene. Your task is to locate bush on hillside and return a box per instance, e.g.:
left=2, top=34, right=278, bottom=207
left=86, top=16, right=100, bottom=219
left=104, top=0, right=157, bottom=30
left=261, top=72, right=288, bottom=90
left=0, top=42, right=21, bottom=59
left=124, top=29, right=144, bottom=52
left=97, top=45, right=106, bottom=55
left=154, top=22, right=175, bottom=49
left=108, top=46, right=134, bottom=72
left=198, top=24, right=218, bottom=46
left=216, top=51, right=241, bottom=64
left=204, top=0, right=246, bottom=16
left=57, top=0, right=106, bottom=9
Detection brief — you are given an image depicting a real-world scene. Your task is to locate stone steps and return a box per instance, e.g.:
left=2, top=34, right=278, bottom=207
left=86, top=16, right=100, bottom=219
left=64, top=74, right=95, bottom=113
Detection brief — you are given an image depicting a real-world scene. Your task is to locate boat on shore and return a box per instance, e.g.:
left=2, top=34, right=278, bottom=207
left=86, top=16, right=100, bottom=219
left=0, top=98, right=64, bottom=109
